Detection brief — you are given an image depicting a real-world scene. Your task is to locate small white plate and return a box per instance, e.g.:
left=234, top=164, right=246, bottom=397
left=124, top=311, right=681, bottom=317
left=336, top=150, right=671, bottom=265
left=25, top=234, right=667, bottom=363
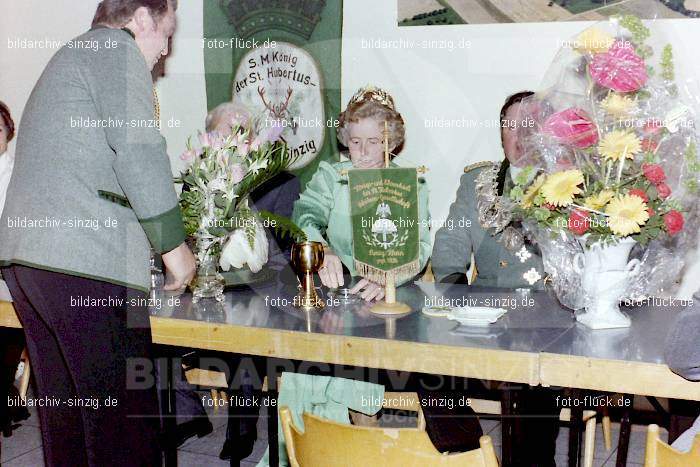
left=449, top=307, right=507, bottom=327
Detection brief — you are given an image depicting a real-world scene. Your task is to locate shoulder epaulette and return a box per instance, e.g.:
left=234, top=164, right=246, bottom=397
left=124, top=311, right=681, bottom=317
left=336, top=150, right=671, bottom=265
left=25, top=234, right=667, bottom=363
left=463, top=161, right=497, bottom=174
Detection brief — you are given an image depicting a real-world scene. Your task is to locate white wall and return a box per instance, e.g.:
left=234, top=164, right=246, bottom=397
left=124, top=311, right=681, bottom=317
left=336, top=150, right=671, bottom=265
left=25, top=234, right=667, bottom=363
left=0, top=0, right=205, bottom=172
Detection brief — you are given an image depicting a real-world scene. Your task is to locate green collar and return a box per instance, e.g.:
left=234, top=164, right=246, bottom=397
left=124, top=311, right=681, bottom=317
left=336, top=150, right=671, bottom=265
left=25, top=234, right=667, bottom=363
left=90, top=25, right=135, bottom=40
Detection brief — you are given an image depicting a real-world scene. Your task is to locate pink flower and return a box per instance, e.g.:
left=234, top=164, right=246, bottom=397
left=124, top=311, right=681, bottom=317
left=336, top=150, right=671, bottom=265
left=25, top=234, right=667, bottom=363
left=216, top=150, right=229, bottom=167
left=230, top=163, right=246, bottom=184
left=238, top=140, right=251, bottom=157
left=543, top=108, right=599, bottom=148
left=210, top=132, right=226, bottom=151
left=179, top=149, right=196, bottom=162
left=628, top=188, right=649, bottom=202
left=656, top=182, right=671, bottom=199
left=251, top=120, right=285, bottom=151
left=663, top=210, right=684, bottom=236
left=230, top=132, right=250, bottom=156
left=198, top=131, right=212, bottom=148
left=228, top=113, right=249, bottom=129
left=642, top=163, right=666, bottom=185
left=640, top=138, right=658, bottom=153
left=589, top=41, right=648, bottom=92
left=555, top=159, right=576, bottom=170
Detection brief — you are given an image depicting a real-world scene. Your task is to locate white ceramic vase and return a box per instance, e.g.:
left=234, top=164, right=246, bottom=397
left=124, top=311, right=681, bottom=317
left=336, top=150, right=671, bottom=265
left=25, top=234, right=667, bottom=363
left=573, top=237, right=640, bottom=330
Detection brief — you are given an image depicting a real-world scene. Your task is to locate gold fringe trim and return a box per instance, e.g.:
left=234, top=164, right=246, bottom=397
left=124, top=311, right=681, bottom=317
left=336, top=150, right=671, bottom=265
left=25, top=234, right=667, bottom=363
left=354, top=259, right=419, bottom=286
left=464, top=161, right=495, bottom=173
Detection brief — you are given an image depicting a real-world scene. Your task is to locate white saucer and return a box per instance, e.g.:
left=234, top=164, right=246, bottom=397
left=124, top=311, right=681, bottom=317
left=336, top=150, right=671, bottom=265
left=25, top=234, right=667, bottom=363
left=449, top=306, right=507, bottom=327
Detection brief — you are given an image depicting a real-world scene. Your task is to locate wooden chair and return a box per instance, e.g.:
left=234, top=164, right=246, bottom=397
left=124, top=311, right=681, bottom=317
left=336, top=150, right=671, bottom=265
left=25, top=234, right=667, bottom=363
left=280, top=402, right=499, bottom=467
left=644, top=423, right=700, bottom=466
left=17, top=348, right=31, bottom=401
left=470, top=395, right=610, bottom=467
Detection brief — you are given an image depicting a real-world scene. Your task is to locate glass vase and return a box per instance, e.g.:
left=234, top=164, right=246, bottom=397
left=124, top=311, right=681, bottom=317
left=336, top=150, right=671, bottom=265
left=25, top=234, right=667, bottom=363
left=192, top=241, right=225, bottom=303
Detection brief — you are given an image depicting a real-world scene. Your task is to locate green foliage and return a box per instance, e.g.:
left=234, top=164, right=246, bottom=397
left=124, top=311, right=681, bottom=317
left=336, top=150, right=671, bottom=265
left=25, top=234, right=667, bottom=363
left=514, top=166, right=533, bottom=186
left=258, top=210, right=308, bottom=243
left=685, top=141, right=697, bottom=164
left=661, top=44, right=675, bottom=81
left=235, top=141, right=294, bottom=201
left=617, top=15, right=651, bottom=45
left=533, top=208, right=552, bottom=222
left=242, top=210, right=256, bottom=250
left=509, top=186, right=524, bottom=202
left=633, top=217, right=662, bottom=246
left=664, top=199, right=683, bottom=211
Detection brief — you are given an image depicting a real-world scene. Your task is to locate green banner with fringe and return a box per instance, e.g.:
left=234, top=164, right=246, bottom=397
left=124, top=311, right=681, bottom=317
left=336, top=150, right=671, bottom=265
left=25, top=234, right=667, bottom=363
left=348, top=168, right=420, bottom=285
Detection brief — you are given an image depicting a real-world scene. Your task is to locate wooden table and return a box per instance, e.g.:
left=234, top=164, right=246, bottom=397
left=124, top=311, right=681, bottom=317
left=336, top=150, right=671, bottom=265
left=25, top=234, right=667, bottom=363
left=3, top=282, right=699, bottom=467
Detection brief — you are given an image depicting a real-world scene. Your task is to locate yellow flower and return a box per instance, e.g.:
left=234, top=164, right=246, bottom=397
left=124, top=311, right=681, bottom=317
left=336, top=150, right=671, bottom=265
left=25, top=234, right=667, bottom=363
left=583, top=189, right=615, bottom=210
left=521, top=174, right=547, bottom=208
left=598, top=130, right=642, bottom=161
left=605, top=194, right=649, bottom=236
left=541, top=170, right=585, bottom=207
left=601, top=93, right=637, bottom=119
left=573, top=28, right=614, bottom=55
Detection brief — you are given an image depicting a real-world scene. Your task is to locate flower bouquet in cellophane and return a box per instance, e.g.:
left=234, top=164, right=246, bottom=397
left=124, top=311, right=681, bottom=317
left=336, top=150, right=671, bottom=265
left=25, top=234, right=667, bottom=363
left=176, top=119, right=305, bottom=302
left=508, top=15, right=700, bottom=323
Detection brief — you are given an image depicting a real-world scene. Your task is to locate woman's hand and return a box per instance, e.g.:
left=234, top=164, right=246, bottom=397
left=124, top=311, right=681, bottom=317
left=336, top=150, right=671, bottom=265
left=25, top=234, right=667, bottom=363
left=318, top=247, right=344, bottom=289
left=350, top=278, right=385, bottom=302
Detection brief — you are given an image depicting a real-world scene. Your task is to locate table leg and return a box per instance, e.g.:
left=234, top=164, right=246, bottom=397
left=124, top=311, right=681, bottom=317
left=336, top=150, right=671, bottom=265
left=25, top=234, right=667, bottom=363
left=500, top=388, right=515, bottom=466
left=230, top=389, right=240, bottom=467
left=268, top=360, right=279, bottom=467
left=568, top=390, right=583, bottom=467
left=615, top=394, right=633, bottom=467
left=160, top=355, right=178, bottom=467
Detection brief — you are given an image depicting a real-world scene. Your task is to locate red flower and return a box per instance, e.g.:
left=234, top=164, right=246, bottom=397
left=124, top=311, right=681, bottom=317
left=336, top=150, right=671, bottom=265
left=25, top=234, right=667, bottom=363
left=642, top=163, right=666, bottom=185
left=656, top=183, right=671, bottom=199
left=664, top=210, right=684, bottom=236
left=543, top=108, right=599, bottom=148
left=642, top=119, right=663, bottom=135
left=544, top=203, right=557, bottom=211
left=589, top=41, right=648, bottom=92
left=568, top=210, right=591, bottom=236
left=647, top=208, right=655, bottom=217
left=628, top=188, right=649, bottom=203
left=641, top=138, right=658, bottom=153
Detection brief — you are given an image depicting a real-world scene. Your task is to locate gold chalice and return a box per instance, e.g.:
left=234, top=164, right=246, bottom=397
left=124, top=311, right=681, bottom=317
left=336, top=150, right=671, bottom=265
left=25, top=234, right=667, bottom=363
left=291, top=241, right=326, bottom=310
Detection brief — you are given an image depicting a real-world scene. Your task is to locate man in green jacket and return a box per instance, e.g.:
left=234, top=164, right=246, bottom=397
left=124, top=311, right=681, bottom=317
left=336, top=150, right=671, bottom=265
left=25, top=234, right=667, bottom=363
left=0, top=1, right=194, bottom=465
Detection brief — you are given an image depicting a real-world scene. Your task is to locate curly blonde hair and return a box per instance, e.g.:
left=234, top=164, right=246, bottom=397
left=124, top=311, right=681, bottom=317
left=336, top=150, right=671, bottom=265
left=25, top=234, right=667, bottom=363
left=337, top=89, right=405, bottom=155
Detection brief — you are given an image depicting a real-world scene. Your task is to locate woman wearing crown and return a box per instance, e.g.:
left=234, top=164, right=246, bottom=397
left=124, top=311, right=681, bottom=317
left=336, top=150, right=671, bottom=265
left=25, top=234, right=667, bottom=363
left=292, top=86, right=431, bottom=300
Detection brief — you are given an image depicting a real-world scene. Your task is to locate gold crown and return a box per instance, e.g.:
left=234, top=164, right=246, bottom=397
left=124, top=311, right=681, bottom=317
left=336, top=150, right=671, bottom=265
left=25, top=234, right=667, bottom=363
left=347, top=85, right=396, bottom=111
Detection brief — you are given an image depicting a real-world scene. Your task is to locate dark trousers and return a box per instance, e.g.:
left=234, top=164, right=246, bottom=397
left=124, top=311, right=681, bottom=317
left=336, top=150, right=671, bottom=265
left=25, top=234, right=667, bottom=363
left=2, top=265, right=161, bottom=467
left=224, top=355, right=267, bottom=441
left=154, top=347, right=208, bottom=425
left=0, top=328, right=26, bottom=431
left=511, top=386, right=560, bottom=467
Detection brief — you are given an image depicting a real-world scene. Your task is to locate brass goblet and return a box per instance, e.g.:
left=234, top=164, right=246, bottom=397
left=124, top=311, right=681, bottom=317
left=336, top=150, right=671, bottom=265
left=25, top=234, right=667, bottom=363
left=290, top=241, right=326, bottom=310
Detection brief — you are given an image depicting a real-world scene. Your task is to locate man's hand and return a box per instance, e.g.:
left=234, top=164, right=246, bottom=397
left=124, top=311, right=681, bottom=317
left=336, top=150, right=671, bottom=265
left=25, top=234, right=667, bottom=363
left=319, top=247, right=344, bottom=289
left=350, top=278, right=385, bottom=302
left=162, top=242, right=196, bottom=291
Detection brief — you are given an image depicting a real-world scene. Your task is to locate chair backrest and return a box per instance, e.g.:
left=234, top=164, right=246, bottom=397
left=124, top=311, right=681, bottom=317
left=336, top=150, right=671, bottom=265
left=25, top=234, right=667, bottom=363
left=280, top=406, right=499, bottom=467
left=644, top=423, right=700, bottom=467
